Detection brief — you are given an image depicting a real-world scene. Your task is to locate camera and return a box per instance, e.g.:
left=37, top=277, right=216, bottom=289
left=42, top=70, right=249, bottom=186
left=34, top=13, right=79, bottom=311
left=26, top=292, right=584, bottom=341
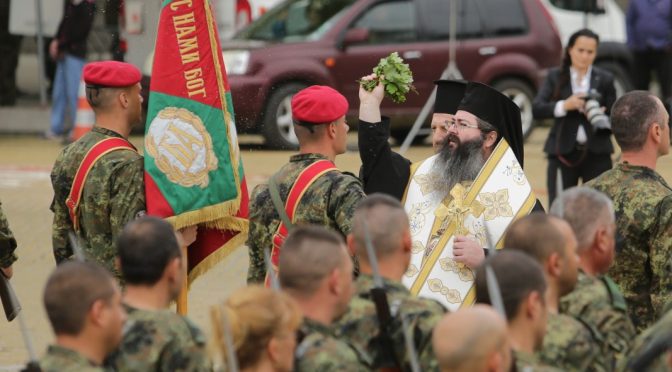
left=582, top=89, right=611, bottom=131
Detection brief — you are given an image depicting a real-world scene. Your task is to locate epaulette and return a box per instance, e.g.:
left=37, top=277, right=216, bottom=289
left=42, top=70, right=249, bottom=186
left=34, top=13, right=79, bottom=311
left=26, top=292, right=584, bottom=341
left=601, top=275, right=628, bottom=312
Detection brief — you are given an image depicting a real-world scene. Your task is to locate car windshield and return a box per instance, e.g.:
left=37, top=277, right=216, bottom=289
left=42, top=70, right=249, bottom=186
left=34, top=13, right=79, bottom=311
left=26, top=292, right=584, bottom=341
left=235, top=0, right=355, bottom=42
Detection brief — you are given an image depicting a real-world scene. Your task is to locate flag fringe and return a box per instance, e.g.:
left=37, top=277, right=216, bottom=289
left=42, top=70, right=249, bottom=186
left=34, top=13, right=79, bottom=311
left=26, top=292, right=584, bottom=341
left=166, top=196, right=242, bottom=231
left=187, top=229, right=248, bottom=287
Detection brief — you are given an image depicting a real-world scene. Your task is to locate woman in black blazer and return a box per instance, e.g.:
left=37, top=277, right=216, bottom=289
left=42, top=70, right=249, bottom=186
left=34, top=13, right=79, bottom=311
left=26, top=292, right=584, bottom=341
left=533, top=29, right=616, bottom=205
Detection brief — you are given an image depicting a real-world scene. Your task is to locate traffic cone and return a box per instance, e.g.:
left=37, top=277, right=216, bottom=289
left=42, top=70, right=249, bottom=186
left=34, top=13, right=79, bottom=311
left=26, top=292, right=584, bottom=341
left=70, top=79, right=95, bottom=141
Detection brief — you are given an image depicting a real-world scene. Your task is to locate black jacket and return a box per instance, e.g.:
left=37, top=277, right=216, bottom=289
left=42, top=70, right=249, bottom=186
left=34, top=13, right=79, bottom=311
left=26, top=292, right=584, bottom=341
left=56, top=0, right=96, bottom=59
left=533, top=66, right=616, bottom=156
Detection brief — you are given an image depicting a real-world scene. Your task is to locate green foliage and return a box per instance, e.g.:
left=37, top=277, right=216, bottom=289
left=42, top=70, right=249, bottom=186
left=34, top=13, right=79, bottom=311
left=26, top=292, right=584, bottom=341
left=359, top=52, right=417, bottom=104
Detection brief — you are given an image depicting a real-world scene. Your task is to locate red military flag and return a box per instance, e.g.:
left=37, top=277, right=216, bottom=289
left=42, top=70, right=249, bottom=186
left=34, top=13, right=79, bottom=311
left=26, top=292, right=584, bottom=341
left=144, top=0, right=248, bottom=297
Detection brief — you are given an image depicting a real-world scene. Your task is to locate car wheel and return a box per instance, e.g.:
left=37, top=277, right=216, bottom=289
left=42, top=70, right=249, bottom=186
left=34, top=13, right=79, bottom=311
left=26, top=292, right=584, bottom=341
left=492, top=79, right=536, bottom=139
left=262, top=83, right=307, bottom=149
left=595, top=61, right=633, bottom=98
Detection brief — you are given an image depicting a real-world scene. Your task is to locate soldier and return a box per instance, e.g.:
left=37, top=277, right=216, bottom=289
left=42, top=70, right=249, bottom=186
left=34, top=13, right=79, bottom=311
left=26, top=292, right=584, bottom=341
left=585, top=90, right=672, bottom=331
left=50, top=61, right=145, bottom=278
left=0, top=199, right=17, bottom=278
left=335, top=193, right=446, bottom=370
left=106, top=216, right=209, bottom=371
left=247, top=85, right=365, bottom=283
left=619, top=309, right=672, bottom=371
left=551, top=186, right=637, bottom=368
left=432, top=305, right=511, bottom=372
left=278, top=226, right=369, bottom=371
left=40, top=261, right=126, bottom=372
left=211, top=286, right=302, bottom=371
left=475, top=250, right=558, bottom=371
left=505, top=213, right=607, bottom=371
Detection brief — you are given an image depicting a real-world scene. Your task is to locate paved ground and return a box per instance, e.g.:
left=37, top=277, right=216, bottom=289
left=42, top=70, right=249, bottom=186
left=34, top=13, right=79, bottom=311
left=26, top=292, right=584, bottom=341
left=0, top=127, right=671, bottom=368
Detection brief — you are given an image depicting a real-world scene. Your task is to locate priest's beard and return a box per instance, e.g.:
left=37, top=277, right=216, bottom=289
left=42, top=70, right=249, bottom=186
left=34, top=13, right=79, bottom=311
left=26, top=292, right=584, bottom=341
left=432, top=134, right=486, bottom=195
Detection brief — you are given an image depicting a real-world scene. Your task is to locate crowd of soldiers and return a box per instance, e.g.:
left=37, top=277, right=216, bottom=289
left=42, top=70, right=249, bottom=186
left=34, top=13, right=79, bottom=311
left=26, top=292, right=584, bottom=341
left=0, top=54, right=672, bottom=371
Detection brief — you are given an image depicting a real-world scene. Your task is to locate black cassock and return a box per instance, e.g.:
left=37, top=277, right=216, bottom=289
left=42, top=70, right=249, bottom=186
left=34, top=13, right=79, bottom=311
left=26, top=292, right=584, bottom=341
left=357, top=117, right=545, bottom=212
left=358, top=117, right=410, bottom=200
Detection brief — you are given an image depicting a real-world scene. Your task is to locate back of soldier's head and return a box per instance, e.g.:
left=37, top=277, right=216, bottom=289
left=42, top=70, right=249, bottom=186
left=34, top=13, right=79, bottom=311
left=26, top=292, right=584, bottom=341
left=475, top=250, right=546, bottom=322
left=86, top=86, right=124, bottom=113
left=212, top=285, right=302, bottom=370
left=43, top=261, right=116, bottom=336
left=351, top=193, right=409, bottom=261
left=550, top=187, right=614, bottom=253
left=117, top=216, right=181, bottom=286
left=433, top=305, right=509, bottom=372
left=279, top=225, right=348, bottom=297
left=504, top=213, right=567, bottom=263
left=610, top=91, right=667, bottom=152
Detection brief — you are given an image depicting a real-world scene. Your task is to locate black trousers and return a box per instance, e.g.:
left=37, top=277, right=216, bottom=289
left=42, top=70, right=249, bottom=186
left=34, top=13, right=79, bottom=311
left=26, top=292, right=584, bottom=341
left=633, top=49, right=672, bottom=105
left=547, top=150, right=612, bottom=206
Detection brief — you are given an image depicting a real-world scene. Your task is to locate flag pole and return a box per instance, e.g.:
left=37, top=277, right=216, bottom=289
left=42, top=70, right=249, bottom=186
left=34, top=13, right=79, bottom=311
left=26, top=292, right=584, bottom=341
left=177, top=244, right=188, bottom=315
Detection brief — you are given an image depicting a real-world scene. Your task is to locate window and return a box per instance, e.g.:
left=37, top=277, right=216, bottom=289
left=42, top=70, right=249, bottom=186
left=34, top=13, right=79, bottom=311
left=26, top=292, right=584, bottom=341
left=417, top=0, right=527, bottom=40
left=237, top=0, right=355, bottom=42
left=416, top=0, right=483, bottom=39
left=351, top=1, right=417, bottom=44
left=549, top=0, right=606, bottom=14
left=478, top=0, right=528, bottom=36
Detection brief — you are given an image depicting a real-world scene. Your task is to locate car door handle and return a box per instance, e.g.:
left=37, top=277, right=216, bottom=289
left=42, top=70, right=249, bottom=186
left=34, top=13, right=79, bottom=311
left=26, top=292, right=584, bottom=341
left=402, top=50, right=422, bottom=59
left=479, top=46, right=497, bottom=56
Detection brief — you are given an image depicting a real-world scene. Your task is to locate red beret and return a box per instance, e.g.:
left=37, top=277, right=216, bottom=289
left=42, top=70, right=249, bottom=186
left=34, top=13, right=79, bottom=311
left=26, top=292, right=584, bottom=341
left=83, top=61, right=141, bottom=88
left=291, top=85, right=348, bottom=124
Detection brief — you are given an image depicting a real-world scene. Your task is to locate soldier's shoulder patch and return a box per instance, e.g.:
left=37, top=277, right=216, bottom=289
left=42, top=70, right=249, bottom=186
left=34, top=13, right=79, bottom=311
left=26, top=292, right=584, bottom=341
left=601, top=276, right=628, bottom=312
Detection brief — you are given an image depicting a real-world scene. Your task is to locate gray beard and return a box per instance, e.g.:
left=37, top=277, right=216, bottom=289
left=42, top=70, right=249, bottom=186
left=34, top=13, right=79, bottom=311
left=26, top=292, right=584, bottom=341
left=431, top=136, right=486, bottom=195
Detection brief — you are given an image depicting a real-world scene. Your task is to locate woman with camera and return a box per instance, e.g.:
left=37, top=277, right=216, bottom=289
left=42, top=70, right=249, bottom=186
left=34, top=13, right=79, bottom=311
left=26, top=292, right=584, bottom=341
left=533, top=28, right=616, bottom=204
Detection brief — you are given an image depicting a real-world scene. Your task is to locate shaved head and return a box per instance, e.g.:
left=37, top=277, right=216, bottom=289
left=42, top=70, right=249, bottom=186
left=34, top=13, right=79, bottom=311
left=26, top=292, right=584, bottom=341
left=433, top=305, right=510, bottom=372
left=351, top=193, right=409, bottom=260
left=504, top=213, right=568, bottom=262
left=278, top=226, right=349, bottom=297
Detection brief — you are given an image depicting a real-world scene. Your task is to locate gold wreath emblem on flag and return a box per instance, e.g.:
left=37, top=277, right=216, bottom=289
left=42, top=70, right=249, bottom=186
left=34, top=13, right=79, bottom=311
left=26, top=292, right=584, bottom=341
left=146, top=107, right=218, bottom=188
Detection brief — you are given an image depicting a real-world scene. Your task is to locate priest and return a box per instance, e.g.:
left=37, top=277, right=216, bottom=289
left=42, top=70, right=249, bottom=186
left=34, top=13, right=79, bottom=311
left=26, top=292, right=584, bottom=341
left=358, top=77, right=538, bottom=310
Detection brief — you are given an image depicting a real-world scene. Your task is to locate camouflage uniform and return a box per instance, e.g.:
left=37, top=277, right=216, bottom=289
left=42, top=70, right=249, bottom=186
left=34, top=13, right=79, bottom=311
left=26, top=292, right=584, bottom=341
left=560, top=270, right=636, bottom=369
left=513, top=350, right=562, bottom=372
left=247, top=153, right=365, bottom=283
left=0, top=200, right=17, bottom=268
left=105, top=304, right=211, bottom=372
left=39, top=344, right=106, bottom=372
left=537, top=312, right=607, bottom=371
left=334, top=274, right=446, bottom=370
left=50, top=127, right=145, bottom=277
left=295, top=317, right=369, bottom=371
left=586, top=163, right=672, bottom=330
left=617, top=309, right=672, bottom=372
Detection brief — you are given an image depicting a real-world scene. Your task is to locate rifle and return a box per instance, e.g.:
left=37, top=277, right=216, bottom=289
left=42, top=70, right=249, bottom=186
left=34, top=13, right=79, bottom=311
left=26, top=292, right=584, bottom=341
left=264, top=248, right=281, bottom=292
left=362, top=221, right=418, bottom=372
left=0, top=271, right=20, bottom=322
left=0, top=273, right=40, bottom=371
left=485, top=265, right=506, bottom=319
left=218, top=305, right=240, bottom=372
left=68, top=231, right=86, bottom=262
left=627, top=333, right=672, bottom=371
